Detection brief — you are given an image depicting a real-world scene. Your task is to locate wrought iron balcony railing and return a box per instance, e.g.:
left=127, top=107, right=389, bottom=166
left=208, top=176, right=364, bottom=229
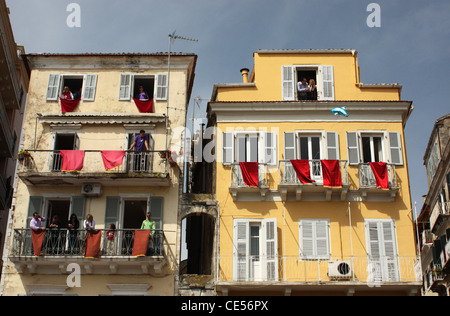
left=18, top=150, right=170, bottom=175
left=10, top=228, right=166, bottom=258
left=279, top=160, right=349, bottom=186
left=358, top=163, right=397, bottom=189
left=230, top=163, right=268, bottom=188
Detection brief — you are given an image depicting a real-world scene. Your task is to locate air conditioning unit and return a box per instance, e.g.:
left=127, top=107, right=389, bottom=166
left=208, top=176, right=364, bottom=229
left=328, top=261, right=352, bottom=279
left=82, top=183, right=102, bottom=196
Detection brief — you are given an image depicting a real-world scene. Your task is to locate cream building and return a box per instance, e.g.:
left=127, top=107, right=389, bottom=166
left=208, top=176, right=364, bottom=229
left=1, top=52, right=197, bottom=296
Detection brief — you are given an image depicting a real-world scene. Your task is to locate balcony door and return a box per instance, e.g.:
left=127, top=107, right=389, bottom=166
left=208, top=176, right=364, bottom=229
left=299, top=135, right=322, bottom=182
left=52, top=133, right=79, bottom=172
left=119, top=199, right=148, bottom=255
left=126, top=132, right=154, bottom=172
left=236, top=134, right=259, bottom=163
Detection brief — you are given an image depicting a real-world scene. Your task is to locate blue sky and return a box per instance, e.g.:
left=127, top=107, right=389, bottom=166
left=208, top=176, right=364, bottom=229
left=6, top=0, right=450, bottom=216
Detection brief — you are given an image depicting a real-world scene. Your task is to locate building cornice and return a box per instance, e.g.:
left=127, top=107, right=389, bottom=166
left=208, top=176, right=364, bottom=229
left=38, top=113, right=166, bottom=125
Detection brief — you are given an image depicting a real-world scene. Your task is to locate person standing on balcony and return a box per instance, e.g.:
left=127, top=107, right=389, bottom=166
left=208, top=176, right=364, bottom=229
left=84, top=214, right=95, bottom=230
left=297, top=77, right=310, bottom=100
left=141, top=212, right=156, bottom=255
left=67, top=214, right=80, bottom=254
left=128, top=130, right=150, bottom=172
left=30, top=212, right=46, bottom=231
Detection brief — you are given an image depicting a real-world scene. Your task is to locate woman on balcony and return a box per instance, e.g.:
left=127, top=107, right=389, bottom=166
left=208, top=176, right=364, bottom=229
left=67, top=214, right=80, bottom=254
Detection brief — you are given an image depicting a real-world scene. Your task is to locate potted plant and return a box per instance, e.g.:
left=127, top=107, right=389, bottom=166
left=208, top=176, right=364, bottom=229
left=17, top=150, right=31, bottom=162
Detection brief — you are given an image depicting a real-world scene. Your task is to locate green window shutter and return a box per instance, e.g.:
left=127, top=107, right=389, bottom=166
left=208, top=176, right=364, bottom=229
left=104, top=197, right=121, bottom=229
left=26, top=196, right=44, bottom=228
left=149, top=196, right=163, bottom=230
left=70, top=196, right=86, bottom=222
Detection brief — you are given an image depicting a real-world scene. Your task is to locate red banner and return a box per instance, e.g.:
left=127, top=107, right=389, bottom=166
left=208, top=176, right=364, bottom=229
left=85, top=230, right=102, bottom=259
left=101, top=150, right=126, bottom=171
left=239, top=162, right=259, bottom=187
left=60, top=98, right=81, bottom=113
left=132, top=230, right=151, bottom=257
left=133, top=98, right=154, bottom=113
left=321, top=160, right=342, bottom=188
left=290, top=160, right=315, bottom=184
left=60, top=150, right=85, bottom=172
left=31, top=230, right=45, bottom=257
left=369, top=162, right=389, bottom=189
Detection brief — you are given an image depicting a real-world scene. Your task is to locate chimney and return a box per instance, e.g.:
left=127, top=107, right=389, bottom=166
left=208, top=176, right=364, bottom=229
left=240, top=68, right=250, bottom=83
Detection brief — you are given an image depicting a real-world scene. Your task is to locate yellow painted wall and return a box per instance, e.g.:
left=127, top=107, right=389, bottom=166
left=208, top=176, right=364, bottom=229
left=216, top=52, right=401, bottom=102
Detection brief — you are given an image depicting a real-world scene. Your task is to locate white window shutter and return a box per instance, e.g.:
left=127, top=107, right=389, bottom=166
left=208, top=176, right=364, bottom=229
left=284, top=132, right=297, bottom=160
left=346, top=132, right=360, bottom=165
left=155, top=73, right=168, bottom=101
left=233, top=219, right=250, bottom=281
left=315, top=220, right=330, bottom=259
left=388, top=132, right=403, bottom=165
left=119, top=74, right=132, bottom=100
left=222, top=132, right=234, bottom=165
left=282, top=66, right=295, bottom=101
left=263, top=218, right=278, bottom=281
left=300, top=220, right=314, bottom=258
left=82, top=74, right=97, bottom=101
left=263, top=132, right=277, bottom=166
left=382, top=221, right=399, bottom=281
left=320, top=65, right=335, bottom=101
left=326, top=132, right=339, bottom=160
left=46, top=74, right=61, bottom=101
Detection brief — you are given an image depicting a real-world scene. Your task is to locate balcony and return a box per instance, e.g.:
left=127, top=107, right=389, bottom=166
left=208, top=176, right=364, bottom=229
left=278, top=160, right=349, bottom=201
left=0, top=95, right=14, bottom=157
left=229, top=163, right=269, bottom=201
left=430, top=201, right=450, bottom=234
left=17, top=150, right=172, bottom=187
left=10, top=229, right=168, bottom=275
left=358, top=163, right=398, bottom=201
left=216, top=255, right=421, bottom=295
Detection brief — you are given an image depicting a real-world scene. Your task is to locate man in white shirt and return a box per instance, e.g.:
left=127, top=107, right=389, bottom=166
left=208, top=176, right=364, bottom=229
left=297, top=77, right=310, bottom=100
left=30, top=212, right=46, bottom=231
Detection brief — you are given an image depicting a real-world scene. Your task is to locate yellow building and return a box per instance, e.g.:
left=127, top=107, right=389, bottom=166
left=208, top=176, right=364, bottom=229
left=207, top=49, right=421, bottom=296
left=2, top=52, right=197, bottom=296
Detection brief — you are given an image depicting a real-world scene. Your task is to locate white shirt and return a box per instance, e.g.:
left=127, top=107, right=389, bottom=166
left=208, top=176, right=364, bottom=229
left=84, top=220, right=95, bottom=230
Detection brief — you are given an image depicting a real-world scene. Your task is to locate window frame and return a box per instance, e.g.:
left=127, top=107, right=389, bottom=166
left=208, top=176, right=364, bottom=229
left=298, top=219, right=331, bottom=260
left=46, top=73, right=98, bottom=102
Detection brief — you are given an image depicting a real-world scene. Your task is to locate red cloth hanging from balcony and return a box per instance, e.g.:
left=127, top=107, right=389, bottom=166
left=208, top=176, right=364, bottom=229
left=85, top=230, right=102, bottom=259
left=101, top=150, right=126, bottom=171
left=31, top=230, right=45, bottom=257
left=132, top=230, right=150, bottom=257
left=60, top=97, right=81, bottom=113
left=60, top=150, right=85, bottom=171
left=321, top=159, right=342, bottom=188
left=290, top=159, right=315, bottom=184
left=369, top=162, right=389, bottom=189
left=239, top=162, right=259, bottom=187
left=133, top=97, right=154, bottom=113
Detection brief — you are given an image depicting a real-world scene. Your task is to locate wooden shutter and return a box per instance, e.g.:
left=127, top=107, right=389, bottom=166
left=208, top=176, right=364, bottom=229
left=284, top=132, right=297, bottom=160
left=222, top=132, right=234, bottom=165
left=326, top=132, right=339, bottom=160
left=233, top=219, right=249, bottom=281
left=315, top=220, right=330, bottom=259
left=300, top=220, right=314, bottom=258
left=119, top=74, right=132, bottom=100
left=26, top=196, right=44, bottom=228
left=346, top=132, right=360, bottom=165
left=300, top=219, right=329, bottom=259
left=155, top=73, right=168, bottom=100
left=263, top=218, right=278, bottom=281
left=149, top=196, right=163, bottom=230
left=82, top=74, right=97, bottom=101
left=262, top=132, right=277, bottom=166
left=46, top=74, right=61, bottom=101
left=320, top=65, right=335, bottom=100
left=382, top=221, right=399, bottom=281
left=104, top=196, right=121, bottom=229
left=70, top=196, right=86, bottom=222
left=388, top=132, right=403, bottom=165
left=282, top=66, right=295, bottom=101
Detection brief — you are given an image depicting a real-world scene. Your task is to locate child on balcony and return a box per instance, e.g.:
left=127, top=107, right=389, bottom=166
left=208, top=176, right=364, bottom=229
left=106, top=224, right=116, bottom=256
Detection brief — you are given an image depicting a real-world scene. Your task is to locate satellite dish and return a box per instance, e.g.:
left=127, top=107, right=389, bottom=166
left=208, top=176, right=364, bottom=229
left=331, top=106, right=349, bottom=117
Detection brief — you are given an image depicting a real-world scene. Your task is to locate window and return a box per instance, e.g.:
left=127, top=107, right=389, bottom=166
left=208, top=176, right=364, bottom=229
left=346, top=131, right=403, bottom=165
left=284, top=131, right=339, bottom=160
left=51, top=132, right=80, bottom=172
left=126, top=131, right=155, bottom=172
left=233, top=218, right=278, bottom=281
left=119, top=74, right=167, bottom=101
left=299, top=219, right=330, bottom=259
left=282, top=65, right=334, bottom=101
left=365, top=219, right=399, bottom=282
left=46, top=74, right=98, bottom=101
left=222, top=131, right=277, bottom=165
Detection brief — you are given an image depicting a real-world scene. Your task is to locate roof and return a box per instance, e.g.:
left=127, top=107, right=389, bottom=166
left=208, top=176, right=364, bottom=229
left=256, top=49, right=356, bottom=54
left=24, top=52, right=197, bottom=57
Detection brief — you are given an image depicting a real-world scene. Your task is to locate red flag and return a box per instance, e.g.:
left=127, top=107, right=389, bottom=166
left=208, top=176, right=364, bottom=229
left=85, top=230, right=102, bottom=259
left=101, top=151, right=126, bottom=171
left=321, top=160, right=342, bottom=188
left=31, top=230, right=45, bottom=257
left=369, top=162, right=389, bottom=189
left=132, top=230, right=150, bottom=257
left=133, top=98, right=154, bottom=113
left=239, top=162, right=259, bottom=187
left=60, top=98, right=81, bottom=113
left=60, top=150, right=85, bottom=171
left=290, top=160, right=315, bottom=184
